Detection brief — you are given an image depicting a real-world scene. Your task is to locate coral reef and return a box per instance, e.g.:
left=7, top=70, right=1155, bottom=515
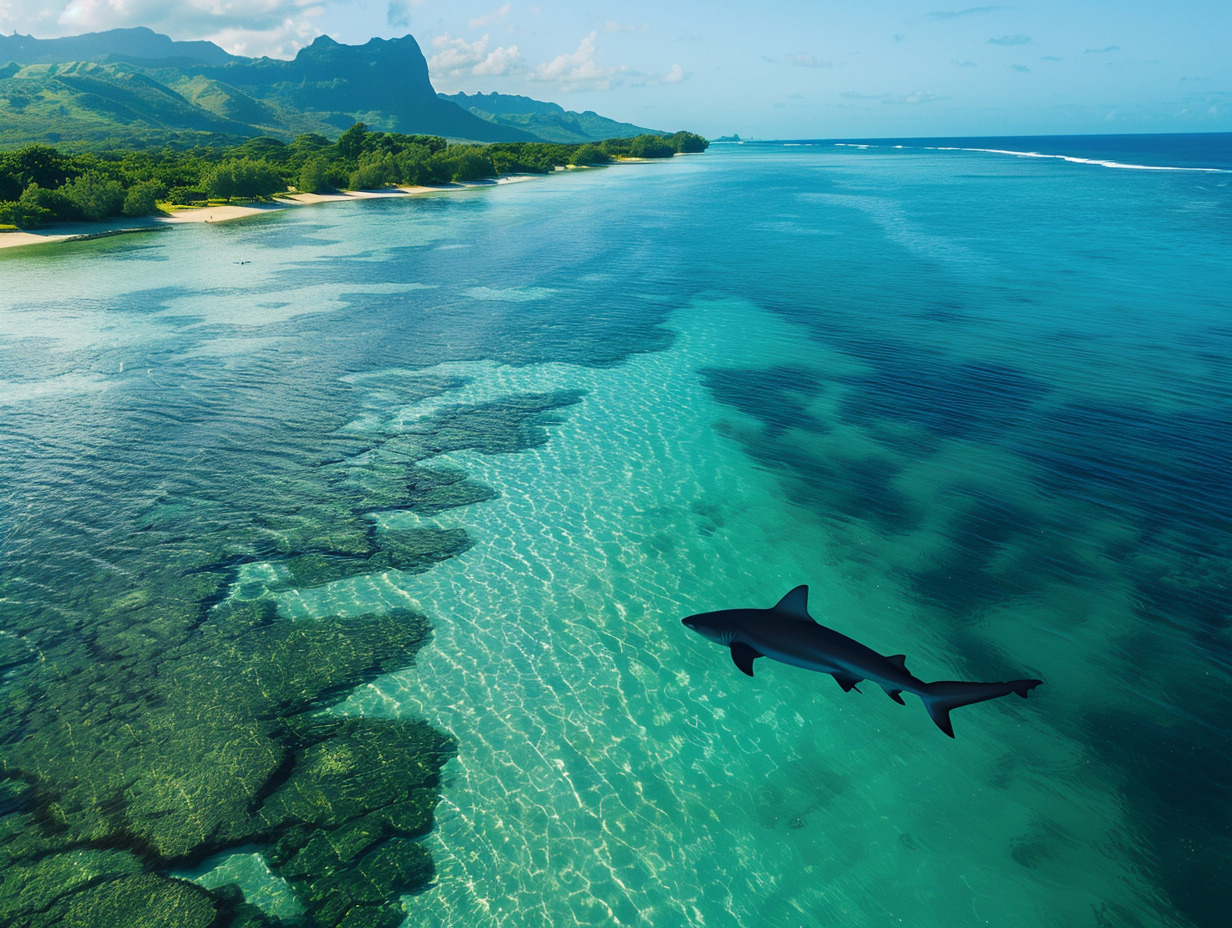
left=0, top=384, right=584, bottom=927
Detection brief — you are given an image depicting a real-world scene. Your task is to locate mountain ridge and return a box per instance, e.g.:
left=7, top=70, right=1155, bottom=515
left=0, top=26, right=236, bottom=67
left=0, top=29, right=664, bottom=150
left=440, top=91, right=664, bottom=145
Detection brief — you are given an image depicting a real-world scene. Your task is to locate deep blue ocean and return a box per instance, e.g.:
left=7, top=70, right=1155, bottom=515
left=1, top=134, right=1230, bottom=927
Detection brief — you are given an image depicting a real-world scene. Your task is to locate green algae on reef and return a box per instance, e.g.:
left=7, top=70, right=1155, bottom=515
left=0, top=379, right=587, bottom=928
left=1, top=602, right=452, bottom=928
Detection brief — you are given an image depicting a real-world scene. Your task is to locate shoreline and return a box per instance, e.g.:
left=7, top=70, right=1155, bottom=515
left=0, top=176, right=538, bottom=253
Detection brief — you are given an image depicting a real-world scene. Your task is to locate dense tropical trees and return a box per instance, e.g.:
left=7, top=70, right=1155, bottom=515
left=62, top=171, right=124, bottom=221
left=201, top=159, right=283, bottom=200
left=0, top=126, right=708, bottom=229
left=122, top=179, right=166, bottom=217
left=570, top=144, right=611, bottom=165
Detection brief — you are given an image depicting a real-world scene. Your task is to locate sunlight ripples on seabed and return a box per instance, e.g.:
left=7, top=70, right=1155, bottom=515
left=1, top=139, right=1229, bottom=928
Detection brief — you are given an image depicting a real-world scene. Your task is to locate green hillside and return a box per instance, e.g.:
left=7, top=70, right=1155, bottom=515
left=0, top=31, right=541, bottom=150
left=441, top=91, right=665, bottom=144
left=0, top=61, right=254, bottom=148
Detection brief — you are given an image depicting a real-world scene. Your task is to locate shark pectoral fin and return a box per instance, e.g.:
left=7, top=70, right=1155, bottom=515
left=882, top=686, right=906, bottom=705
left=773, top=585, right=814, bottom=622
left=885, top=654, right=908, bottom=671
left=730, top=642, right=762, bottom=677
left=832, top=673, right=863, bottom=693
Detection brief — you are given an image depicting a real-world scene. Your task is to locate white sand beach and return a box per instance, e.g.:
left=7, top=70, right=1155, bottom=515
left=0, top=181, right=522, bottom=252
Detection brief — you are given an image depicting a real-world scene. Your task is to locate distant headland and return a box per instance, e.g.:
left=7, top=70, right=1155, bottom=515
left=0, top=28, right=708, bottom=249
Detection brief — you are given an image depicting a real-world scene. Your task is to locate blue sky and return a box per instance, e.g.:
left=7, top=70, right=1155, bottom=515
left=2, top=1, right=1229, bottom=137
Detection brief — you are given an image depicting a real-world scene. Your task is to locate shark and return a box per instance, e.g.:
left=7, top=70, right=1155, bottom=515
left=681, top=585, right=1042, bottom=737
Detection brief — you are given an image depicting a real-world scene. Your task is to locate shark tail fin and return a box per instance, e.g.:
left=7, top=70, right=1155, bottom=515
left=920, top=679, right=1044, bottom=738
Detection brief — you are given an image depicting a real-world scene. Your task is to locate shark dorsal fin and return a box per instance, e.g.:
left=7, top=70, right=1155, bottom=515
left=886, top=654, right=908, bottom=670
left=774, top=585, right=813, bottom=622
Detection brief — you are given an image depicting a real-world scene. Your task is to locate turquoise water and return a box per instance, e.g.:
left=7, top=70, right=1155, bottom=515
left=2, top=139, right=1230, bottom=927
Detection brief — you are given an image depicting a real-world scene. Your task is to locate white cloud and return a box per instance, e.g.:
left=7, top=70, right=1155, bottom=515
left=0, top=0, right=62, bottom=35
left=1, top=0, right=325, bottom=57
left=473, top=42, right=521, bottom=75
left=633, top=62, right=688, bottom=87
left=209, top=19, right=321, bottom=58
left=528, top=32, right=623, bottom=92
left=429, top=32, right=523, bottom=82
left=468, top=4, right=510, bottom=30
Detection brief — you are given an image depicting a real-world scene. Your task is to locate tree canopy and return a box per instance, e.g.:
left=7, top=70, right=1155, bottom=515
left=0, top=126, right=709, bottom=229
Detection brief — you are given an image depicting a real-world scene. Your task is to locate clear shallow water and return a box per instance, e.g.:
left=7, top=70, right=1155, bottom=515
left=2, top=138, right=1230, bottom=927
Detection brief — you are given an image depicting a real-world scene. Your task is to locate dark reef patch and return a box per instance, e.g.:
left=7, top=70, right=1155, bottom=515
left=1, top=602, right=449, bottom=928
left=403, top=390, right=587, bottom=457
left=1018, top=397, right=1232, bottom=656
left=0, top=376, right=585, bottom=928
left=907, top=490, right=1049, bottom=621
left=1079, top=708, right=1232, bottom=928
left=840, top=358, right=1047, bottom=441
left=699, top=366, right=827, bottom=436
left=1020, top=400, right=1232, bottom=533
left=708, top=424, right=917, bottom=538
left=1127, top=544, right=1232, bottom=649
left=404, top=466, right=500, bottom=515
left=701, top=363, right=918, bottom=536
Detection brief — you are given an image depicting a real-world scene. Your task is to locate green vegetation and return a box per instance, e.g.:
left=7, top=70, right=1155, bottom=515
left=0, top=125, right=708, bottom=229
left=0, top=35, right=531, bottom=150
left=0, top=30, right=697, bottom=156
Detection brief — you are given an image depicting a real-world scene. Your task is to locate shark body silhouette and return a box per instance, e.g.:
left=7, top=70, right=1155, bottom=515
left=681, top=585, right=1042, bottom=737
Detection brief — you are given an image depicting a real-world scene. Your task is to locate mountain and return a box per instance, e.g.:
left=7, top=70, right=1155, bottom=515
left=0, top=26, right=236, bottom=66
left=0, top=31, right=543, bottom=149
left=192, top=36, right=540, bottom=141
left=441, top=91, right=665, bottom=144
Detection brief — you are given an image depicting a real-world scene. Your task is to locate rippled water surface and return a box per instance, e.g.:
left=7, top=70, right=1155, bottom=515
left=2, top=141, right=1230, bottom=928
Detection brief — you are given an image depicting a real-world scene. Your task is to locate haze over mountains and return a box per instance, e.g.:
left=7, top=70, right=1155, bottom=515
left=439, top=92, right=660, bottom=147
left=0, top=28, right=664, bottom=150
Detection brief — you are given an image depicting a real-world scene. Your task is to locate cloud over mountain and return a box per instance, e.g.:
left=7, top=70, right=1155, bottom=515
left=529, top=32, right=624, bottom=92
left=2, top=0, right=324, bottom=57
left=429, top=32, right=523, bottom=83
